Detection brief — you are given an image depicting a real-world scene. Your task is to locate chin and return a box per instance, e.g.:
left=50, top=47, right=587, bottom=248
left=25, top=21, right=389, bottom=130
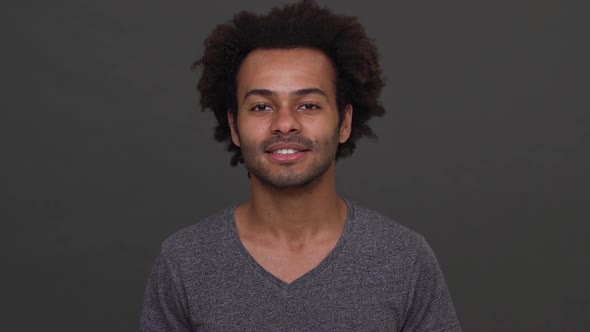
left=253, top=171, right=322, bottom=189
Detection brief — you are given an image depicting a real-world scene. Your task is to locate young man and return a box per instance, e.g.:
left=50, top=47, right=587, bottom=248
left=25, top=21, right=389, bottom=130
left=140, top=1, right=461, bottom=331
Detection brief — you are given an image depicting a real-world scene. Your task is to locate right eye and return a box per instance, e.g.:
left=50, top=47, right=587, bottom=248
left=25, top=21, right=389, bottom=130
left=251, top=104, right=272, bottom=112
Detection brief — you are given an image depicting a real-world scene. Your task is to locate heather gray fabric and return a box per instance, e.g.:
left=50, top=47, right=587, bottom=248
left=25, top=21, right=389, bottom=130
left=140, top=201, right=461, bottom=331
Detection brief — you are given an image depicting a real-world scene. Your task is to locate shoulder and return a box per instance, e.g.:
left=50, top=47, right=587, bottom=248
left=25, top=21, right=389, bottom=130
left=347, top=201, right=450, bottom=289
left=346, top=201, right=438, bottom=273
left=159, top=207, right=235, bottom=262
left=349, top=201, right=426, bottom=251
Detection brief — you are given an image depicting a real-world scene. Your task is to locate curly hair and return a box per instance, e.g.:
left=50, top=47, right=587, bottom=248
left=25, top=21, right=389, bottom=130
left=193, top=0, right=385, bottom=166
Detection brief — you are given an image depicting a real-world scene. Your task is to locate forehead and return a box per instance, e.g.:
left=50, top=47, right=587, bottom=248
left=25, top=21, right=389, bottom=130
left=236, top=48, right=336, bottom=97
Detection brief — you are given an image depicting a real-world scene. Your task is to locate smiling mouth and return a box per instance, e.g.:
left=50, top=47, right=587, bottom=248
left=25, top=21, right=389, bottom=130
left=272, top=148, right=306, bottom=155
left=266, top=148, right=309, bottom=163
left=263, top=137, right=314, bottom=157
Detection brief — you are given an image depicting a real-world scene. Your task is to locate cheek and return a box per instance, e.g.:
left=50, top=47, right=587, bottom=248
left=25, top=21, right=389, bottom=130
left=236, top=118, right=267, bottom=145
left=315, top=117, right=341, bottom=137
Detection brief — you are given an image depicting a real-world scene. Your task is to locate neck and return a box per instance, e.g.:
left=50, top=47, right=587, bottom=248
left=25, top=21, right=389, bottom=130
left=239, top=163, right=347, bottom=241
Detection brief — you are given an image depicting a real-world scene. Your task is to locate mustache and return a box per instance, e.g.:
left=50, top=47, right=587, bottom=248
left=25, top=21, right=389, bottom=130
left=259, top=135, right=315, bottom=151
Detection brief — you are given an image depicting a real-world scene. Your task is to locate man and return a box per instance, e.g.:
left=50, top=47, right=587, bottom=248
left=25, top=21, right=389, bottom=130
left=140, top=1, right=461, bottom=331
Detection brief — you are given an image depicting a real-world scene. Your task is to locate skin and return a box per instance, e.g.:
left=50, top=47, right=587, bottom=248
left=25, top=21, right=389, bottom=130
left=228, top=48, right=353, bottom=284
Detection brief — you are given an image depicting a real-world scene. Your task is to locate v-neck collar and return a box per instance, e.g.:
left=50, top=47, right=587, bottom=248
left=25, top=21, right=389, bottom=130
left=227, top=200, right=356, bottom=292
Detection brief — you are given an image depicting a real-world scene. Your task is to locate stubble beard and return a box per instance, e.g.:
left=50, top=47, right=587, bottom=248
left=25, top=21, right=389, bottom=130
left=240, top=131, right=340, bottom=189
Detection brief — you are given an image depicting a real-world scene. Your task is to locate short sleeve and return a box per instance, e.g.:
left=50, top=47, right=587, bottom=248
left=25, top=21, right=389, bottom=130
left=139, top=252, right=192, bottom=332
left=401, top=237, right=462, bottom=332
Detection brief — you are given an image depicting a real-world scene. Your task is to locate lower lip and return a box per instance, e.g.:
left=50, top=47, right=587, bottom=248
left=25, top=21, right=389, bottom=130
left=268, top=151, right=308, bottom=162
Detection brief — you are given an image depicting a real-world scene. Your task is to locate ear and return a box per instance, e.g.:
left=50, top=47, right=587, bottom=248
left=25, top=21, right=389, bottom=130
left=228, top=112, right=240, bottom=147
left=339, top=104, right=353, bottom=143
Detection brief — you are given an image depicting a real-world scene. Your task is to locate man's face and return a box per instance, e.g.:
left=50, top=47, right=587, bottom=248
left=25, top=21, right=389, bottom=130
left=229, top=48, right=352, bottom=189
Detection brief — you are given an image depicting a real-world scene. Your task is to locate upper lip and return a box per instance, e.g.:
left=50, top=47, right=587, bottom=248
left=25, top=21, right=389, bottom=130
left=266, top=143, right=309, bottom=153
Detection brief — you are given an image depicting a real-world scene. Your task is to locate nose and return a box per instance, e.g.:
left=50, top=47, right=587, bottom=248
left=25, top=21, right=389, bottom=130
left=270, top=106, right=302, bottom=135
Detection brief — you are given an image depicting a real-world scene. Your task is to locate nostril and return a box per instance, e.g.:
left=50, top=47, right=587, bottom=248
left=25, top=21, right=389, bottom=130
left=270, top=113, right=302, bottom=134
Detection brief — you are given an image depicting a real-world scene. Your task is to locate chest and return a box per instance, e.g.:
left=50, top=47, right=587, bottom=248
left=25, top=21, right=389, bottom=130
left=243, top=239, right=338, bottom=284
left=190, top=277, right=403, bottom=331
left=181, top=251, right=410, bottom=331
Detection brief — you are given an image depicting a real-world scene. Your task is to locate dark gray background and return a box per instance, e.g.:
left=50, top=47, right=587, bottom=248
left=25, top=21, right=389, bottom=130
left=4, top=0, right=589, bottom=331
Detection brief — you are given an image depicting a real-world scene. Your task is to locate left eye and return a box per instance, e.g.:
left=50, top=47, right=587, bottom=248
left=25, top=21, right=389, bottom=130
left=300, top=103, right=319, bottom=110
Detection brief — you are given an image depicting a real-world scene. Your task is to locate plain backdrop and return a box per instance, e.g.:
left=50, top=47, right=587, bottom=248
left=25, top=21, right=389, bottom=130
left=3, top=0, right=589, bottom=331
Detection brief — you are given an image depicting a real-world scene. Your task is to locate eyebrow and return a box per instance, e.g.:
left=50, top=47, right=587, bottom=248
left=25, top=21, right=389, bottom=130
left=243, top=88, right=328, bottom=101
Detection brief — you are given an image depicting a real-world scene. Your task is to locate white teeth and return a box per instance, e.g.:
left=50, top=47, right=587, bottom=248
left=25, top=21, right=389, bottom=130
left=274, top=149, right=300, bottom=155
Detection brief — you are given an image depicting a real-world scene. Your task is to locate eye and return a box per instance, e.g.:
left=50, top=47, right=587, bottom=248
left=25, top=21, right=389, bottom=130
left=299, top=103, right=320, bottom=110
left=251, top=104, right=272, bottom=112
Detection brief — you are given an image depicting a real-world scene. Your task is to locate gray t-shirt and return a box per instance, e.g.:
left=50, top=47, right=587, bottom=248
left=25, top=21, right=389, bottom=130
left=140, top=201, right=461, bottom=331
